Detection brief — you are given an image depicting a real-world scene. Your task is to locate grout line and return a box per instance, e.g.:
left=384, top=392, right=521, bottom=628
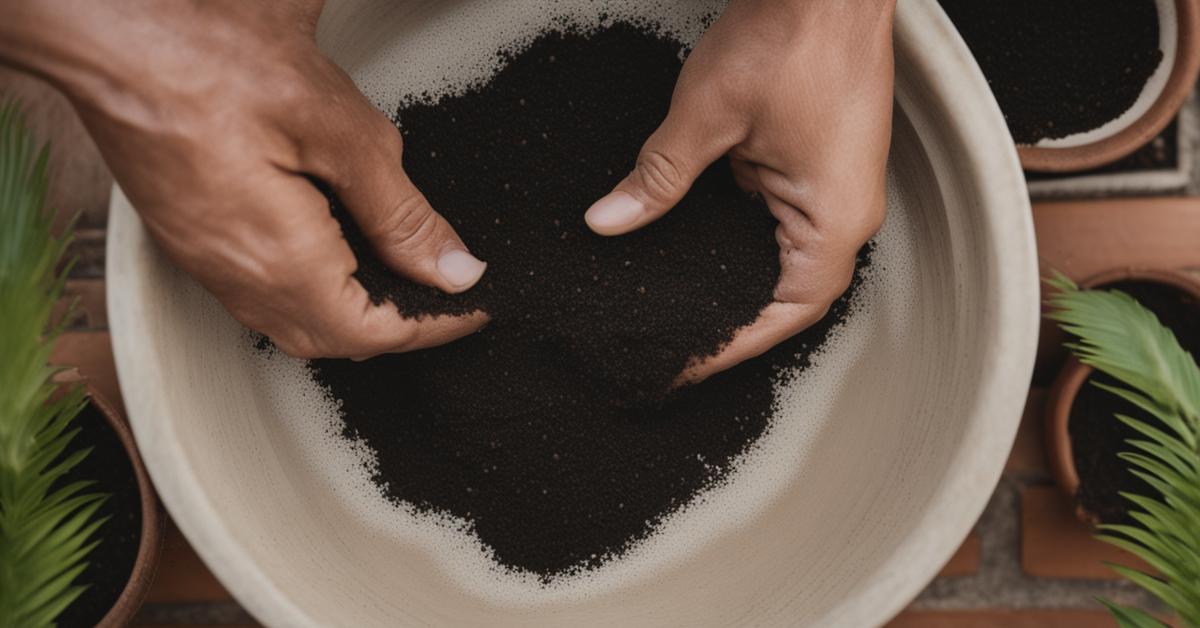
left=911, top=477, right=1163, bottom=612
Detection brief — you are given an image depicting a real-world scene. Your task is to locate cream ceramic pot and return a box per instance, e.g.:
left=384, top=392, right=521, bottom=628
left=107, top=0, right=1038, bottom=625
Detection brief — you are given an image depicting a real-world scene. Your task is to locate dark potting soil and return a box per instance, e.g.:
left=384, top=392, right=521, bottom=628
left=1070, top=280, right=1200, bottom=525
left=938, top=0, right=1162, bottom=144
left=1070, top=371, right=1157, bottom=525
left=309, top=23, right=871, bottom=577
left=52, top=401, right=142, bottom=627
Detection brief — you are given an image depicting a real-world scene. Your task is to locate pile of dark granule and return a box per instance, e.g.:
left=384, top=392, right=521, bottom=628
left=1070, top=371, right=1157, bottom=525
left=938, top=0, right=1162, bottom=144
left=310, top=22, right=870, bottom=577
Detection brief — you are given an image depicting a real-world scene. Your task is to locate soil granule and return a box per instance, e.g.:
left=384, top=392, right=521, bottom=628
left=309, top=23, right=871, bottom=577
left=53, top=401, right=141, bottom=627
left=938, top=0, right=1162, bottom=144
left=1070, top=280, right=1199, bottom=525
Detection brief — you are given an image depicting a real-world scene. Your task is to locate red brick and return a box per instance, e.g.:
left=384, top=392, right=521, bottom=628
left=1021, top=486, right=1152, bottom=579
left=144, top=519, right=234, bottom=603
left=49, top=330, right=124, bottom=417
left=64, top=227, right=106, bottom=278
left=1006, top=388, right=1048, bottom=475
left=1032, top=197, right=1200, bottom=285
left=1032, top=197, right=1200, bottom=377
left=52, top=278, right=107, bottom=330
left=939, top=532, right=981, bottom=577
left=888, top=610, right=1117, bottom=628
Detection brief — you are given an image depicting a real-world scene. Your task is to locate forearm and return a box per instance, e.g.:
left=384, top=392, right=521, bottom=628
left=0, top=1, right=113, bottom=94
left=0, top=0, right=233, bottom=114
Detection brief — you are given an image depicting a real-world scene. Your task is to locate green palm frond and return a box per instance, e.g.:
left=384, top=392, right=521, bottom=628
left=1047, top=272, right=1200, bottom=628
left=0, top=99, right=106, bottom=627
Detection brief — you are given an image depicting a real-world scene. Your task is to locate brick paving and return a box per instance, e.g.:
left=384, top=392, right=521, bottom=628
left=17, top=59, right=1200, bottom=628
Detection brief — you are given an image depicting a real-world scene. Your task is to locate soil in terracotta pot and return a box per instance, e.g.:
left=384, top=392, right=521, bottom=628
left=307, top=23, right=871, bottom=577
left=52, top=400, right=142, bottom=627
left=1070, top=371, right=1159, bottom=525
left=938, top=0, right=1162, bottom=144
left=1070, top=279, right=1199, bottom=525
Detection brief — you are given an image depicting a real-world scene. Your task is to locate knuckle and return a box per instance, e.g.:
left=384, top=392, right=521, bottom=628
left=268, top=67, right=319, bottom=114
left=772, top=279, right=808, bottom=304
left=369, top=195, right=439, bottom=249
left=774, top=247, right=855, bottom=305
left=634, top=150, right=686, bottom=202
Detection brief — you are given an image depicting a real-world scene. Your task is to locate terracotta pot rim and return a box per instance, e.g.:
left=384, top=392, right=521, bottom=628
left=1045, top=357, right=1093, bottom=521
left=1044, top=267, right=1200, bottom=526
left=1019, top=0, right=1200, bottom=173
left=1078, top=266, right=1200, bottom=297
left=83, top=384, right=164, bottom=628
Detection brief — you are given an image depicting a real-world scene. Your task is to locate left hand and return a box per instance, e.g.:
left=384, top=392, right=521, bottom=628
left=584, top=0, right=895, bottom=384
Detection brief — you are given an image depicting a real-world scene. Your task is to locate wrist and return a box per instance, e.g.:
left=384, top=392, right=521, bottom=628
left=2, top=2, right=90, bottom=84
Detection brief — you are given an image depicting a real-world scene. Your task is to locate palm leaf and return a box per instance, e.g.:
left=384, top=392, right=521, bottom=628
left=1046, top=273, right=1200, bottom=627
left=1098, top=598, right=1168, bottom=628
left=0, top=99, right=106, bottom=627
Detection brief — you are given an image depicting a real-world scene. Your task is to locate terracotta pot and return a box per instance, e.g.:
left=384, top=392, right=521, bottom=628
left=1021, top=0, right=1200, bottom=172
left=1044, top=268, right=1200, bottom=525
left=87, top=384, right=163, bottom=627
left=51, top=373, right=163, bottom=626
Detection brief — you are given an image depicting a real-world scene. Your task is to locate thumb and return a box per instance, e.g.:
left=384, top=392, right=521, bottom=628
left=585, top=107, right=734, bottom=236
left=344, top=161, right=486, bottom=294
left=322, top=123, right=486, bottom=294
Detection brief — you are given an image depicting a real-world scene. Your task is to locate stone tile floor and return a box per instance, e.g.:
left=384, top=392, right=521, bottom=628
left=14, top=61, right=1200, bottom=626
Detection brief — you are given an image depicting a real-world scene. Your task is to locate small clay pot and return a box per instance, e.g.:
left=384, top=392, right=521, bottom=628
left=51, top=374, right=163, bottom=626
left=1045, top=357, right=1098, bottom=524
left=1021, top=0, right=1200, bottom=172
left=87, top=384, right=163, bottom=627
left=1044, top=268, right=1200, bottom=525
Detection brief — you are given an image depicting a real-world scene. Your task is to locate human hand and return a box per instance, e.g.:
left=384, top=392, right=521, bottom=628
left=584, top=0, right=895, bottom=384
left=3, top=0, right=487, bottom=359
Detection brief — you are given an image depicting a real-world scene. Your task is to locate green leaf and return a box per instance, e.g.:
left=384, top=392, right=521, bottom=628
left=17, top=561, right=88, bottom=625
left=1110, top=564, right=1200, bottom=620
left=1046, top=282, right=1200, bottom=422
left=0, top=98, right=105, bottom=627
left=1123, top=437, right=1194, bottom=484
left=1097, top=598, right=1168, bottom=628
left=1098, top=528, right=1184, bottom=581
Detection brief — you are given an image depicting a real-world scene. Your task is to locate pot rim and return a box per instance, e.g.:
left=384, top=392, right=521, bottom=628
left=1043, top=267, right=1200, bottom=525
left=84, top=384, right=164, bottom=628
left=1019, top=0, right=1200, bottom=173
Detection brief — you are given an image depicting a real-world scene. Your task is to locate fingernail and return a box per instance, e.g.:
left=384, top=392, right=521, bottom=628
left=436, top=249, right=487, bottom=289
left=585, top=191, right=643, bottom=235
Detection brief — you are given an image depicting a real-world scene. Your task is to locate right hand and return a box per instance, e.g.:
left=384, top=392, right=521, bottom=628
left=4, top=0, right=487, bottom=359
left=584, top=0, right=894, bottom=385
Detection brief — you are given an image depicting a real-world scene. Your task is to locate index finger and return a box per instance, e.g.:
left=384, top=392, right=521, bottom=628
left=675, top=301, right=828, bottom=386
